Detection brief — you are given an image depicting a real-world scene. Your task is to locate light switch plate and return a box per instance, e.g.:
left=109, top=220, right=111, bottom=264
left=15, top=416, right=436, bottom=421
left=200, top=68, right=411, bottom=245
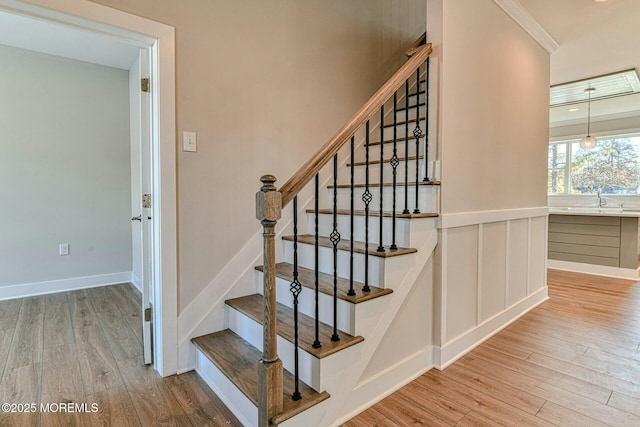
left=183, top=131, right=197, bottom=152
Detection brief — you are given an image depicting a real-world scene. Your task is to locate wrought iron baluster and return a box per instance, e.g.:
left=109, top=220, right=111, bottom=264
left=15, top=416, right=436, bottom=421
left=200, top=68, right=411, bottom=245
left=362, top=121, right=372, bottom=293
left=377, top=106, right=385, bottom=253
left=423, top=58, right=430, bottom=182
left=413, top=68, right=423, bottom=214
left=403, top=78, right=410, bottom=215
left=348, top=136, right=356, bottom=297
left=390, top=93, right=399, bottom=251
left=330, top=154, right=340, bottom=342
left=290, top=196, right=302, bottom=401
left=313, top=174, right=321, bottom=349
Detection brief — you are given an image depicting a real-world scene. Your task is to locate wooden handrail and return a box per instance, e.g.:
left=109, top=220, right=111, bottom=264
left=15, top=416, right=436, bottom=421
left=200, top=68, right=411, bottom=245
left=279, top=42, right=432, bottom=207
left=406, top=32, right=427, bottom=57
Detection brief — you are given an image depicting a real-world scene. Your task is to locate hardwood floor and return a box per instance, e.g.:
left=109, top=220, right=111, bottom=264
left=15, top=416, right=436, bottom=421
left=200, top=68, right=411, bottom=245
left=0, top=284, right=240, bottom=427
left=3, top=269, right=640, bottom=426
left=344, top=269, right=640, bottom=427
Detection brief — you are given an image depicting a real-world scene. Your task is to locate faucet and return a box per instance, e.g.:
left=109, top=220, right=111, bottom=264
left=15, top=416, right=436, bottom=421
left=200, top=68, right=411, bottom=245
left=597, top=190, right=607, bottom=208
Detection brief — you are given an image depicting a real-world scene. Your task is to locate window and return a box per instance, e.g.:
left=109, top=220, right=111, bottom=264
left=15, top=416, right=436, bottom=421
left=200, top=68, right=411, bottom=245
left=548, top=134, right=640, bottom=195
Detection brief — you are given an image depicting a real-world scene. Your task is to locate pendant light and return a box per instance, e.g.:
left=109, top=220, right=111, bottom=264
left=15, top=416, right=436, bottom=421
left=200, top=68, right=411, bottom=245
left=580, top=86, right=597, bottom=149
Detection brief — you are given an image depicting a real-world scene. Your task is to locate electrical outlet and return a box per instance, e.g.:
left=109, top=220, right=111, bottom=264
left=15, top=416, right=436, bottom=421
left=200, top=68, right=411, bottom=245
left=59, top=243, right=69, bottom=256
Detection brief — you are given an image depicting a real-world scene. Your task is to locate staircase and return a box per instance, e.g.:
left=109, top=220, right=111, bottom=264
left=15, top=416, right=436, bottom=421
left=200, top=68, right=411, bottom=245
left=191, top=35, right=437, bottom=427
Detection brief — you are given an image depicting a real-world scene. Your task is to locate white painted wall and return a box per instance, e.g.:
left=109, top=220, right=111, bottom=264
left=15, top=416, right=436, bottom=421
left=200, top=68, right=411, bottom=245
left=439, top=0, right=549, bottom=213
left=427, top=0, right=550, bottom=367
left=0, top=44, right=131, bottom=288
left=360, top=257, right=434, bottom=379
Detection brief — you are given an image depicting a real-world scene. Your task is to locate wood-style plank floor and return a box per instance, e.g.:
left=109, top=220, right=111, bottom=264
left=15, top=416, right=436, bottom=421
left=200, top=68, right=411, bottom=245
left=344, top=269, right=640, bottom=426
left=0, top=284, right=241, bottom=426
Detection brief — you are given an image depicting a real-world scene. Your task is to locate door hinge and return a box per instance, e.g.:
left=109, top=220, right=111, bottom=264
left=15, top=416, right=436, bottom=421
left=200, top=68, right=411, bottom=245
left=141, top=78, right=150, bottom=93
left=142, top=194, right=151, bottom=209
left=144, top=307, right=152, bottom=322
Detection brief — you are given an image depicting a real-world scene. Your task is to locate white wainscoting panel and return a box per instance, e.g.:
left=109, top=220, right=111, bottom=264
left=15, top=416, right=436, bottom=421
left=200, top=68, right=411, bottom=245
left=480, top=222, right=507, bottom=323
left=444, top=225, right=478, bottom=341
left=437, top=207, right=548, bottom=365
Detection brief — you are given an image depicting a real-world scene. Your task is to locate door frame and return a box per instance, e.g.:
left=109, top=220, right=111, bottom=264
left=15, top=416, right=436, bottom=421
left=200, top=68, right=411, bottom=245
left=0, top=0, right=178, bottom=376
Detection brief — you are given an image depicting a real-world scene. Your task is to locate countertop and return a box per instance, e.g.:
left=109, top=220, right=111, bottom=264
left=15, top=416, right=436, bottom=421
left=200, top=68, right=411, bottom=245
left=549, top=207, right=640, bottom=217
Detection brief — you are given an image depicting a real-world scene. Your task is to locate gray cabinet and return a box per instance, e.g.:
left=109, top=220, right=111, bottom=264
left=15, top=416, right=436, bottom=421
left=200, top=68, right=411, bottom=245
left=548, top=214, right=640, bottom=269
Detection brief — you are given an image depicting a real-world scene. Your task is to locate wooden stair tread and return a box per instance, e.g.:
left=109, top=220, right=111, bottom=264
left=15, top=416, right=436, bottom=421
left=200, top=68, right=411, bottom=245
left=283, top=234, right=417, bottom=258
left=306, top=208, right=438, bottom=219
left=192, top=329, right=330, bottom=424
left=226, top=294, right=364, bottom=359
left=328, top=180, right=441, bottom=189
left=348, top=155, right=423, bottom=167
left=255, top=262, right=393, bottom=304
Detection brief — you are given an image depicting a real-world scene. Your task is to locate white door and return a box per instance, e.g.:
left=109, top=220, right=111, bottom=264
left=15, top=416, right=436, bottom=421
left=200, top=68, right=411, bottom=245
left=140, top=48, right=153, bottom=365
left=131, top=47, right=154, bottom=365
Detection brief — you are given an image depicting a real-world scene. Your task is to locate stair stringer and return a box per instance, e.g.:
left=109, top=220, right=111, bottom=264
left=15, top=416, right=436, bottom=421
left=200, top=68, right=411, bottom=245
left=280, top=219, right=438, bottom=427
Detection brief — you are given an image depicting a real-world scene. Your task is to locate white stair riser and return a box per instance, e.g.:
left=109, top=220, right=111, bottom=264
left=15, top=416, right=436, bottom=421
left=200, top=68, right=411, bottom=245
left=307, top=212, right=412, bottom=248
left=283, top=240, right=386, bottom=288
left=256, top=271, right=355, bottom=335
left=196, top=353, right=257, bottom=427
left=228, top=307, right=359, bottom=392
left=335, top=185, right=437, bottom=213
left=354, top=140, right=421, bottom=163
left=344, top=158, right=425, bottom=185
left=227, top=307, right=321, bottom=390
left=381, top=120, right=426, bottom=141
left=394, top=108, right=424, bottom=123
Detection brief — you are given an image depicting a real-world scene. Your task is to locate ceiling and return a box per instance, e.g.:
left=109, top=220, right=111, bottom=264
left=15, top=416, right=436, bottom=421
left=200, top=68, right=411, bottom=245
left=0, top=9, right=139, bottom=70
left=518, top=0, right=640, bottom=128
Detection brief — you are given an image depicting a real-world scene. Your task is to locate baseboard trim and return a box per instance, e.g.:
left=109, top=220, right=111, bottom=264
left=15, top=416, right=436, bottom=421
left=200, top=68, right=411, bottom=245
left=434, top=286, right=548, bottom=369
left=331, top=347, right=434, bottom=427
left=548, top=259, right=640, bottom=280
left=130, top=272, right=143, bottom=293
left=0, top=272, right=132, bottom=300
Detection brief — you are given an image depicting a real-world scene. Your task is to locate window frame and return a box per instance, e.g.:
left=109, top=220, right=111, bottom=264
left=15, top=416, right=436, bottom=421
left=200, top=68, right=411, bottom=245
left=548, top=132, right=640, bottom=196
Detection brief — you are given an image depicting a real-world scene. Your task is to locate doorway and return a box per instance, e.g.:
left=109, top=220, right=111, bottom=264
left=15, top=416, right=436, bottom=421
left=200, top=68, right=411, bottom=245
left=0, top=0, right=177, bottom=376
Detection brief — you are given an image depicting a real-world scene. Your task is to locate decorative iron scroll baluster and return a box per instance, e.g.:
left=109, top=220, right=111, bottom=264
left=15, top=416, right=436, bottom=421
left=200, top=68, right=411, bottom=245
left=348, top=136, right=356, bottom=297
left=423, top=58, right=430, bottom=182
left=377, top=106, right=385, bottom=253
left=313, top=174, right=321, bottom=349
left=413, top=68, right=423, bottom=214
left=362, top=121, right=372, bottom=293
left=390, top=93, right=399, bottom=251
left=403, top=78, right=410, bottom=215
left=290, top=196, right=302, bottom=401
left=330, top=154, right=340, bottom=342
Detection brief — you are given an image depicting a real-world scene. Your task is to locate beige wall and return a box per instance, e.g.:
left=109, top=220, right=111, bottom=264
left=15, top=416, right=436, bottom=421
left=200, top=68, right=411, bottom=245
left=85, top=0, right=426, bottom=312
left=439, top=0, right=549, bottom=214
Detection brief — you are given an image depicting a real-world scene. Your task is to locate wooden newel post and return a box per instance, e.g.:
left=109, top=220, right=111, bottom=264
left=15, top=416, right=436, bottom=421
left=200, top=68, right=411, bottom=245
left=256, top=175, right=283, bottom=426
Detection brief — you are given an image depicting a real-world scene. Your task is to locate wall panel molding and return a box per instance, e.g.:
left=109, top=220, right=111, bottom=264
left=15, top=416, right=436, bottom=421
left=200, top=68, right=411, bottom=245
left=439, top=207, right=548, bottom=229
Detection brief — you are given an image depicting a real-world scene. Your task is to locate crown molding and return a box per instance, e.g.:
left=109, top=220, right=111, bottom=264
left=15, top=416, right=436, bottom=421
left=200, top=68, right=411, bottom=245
left=492, top=0, right=559, bottom=53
